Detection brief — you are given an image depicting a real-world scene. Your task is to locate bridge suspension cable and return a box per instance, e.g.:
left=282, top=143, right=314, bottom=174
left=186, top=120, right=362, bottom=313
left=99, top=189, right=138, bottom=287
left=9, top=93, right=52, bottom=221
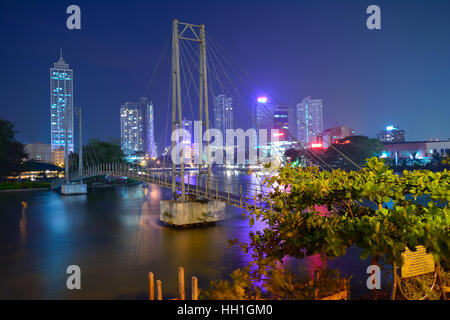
left=205, top=32, right=362, bottom=171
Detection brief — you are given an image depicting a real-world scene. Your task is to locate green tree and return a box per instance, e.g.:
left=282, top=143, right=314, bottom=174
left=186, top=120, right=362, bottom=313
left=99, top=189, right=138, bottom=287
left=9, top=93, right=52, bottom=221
left=70, top=139, right=125, bottom=168
left=244, top=158, right=449, bottom=268
left=323, top=135, right=384, bottom=169
left=0, top=119, right=26, bottom=182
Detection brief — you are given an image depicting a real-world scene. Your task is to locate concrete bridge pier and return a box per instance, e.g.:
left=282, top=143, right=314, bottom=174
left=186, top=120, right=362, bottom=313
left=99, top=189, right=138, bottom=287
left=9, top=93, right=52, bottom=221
left=61, top=182, right=87, bottom=195
left=159, top=198, right=226, bottom=227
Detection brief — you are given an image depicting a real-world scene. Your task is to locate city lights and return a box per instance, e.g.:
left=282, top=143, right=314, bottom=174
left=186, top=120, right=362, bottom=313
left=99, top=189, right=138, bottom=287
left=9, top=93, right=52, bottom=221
left=386, top=125, right=395, bottom=131
left=257, top=96, right=268, bottom=103
left=0, top=1, right=448, bottom=306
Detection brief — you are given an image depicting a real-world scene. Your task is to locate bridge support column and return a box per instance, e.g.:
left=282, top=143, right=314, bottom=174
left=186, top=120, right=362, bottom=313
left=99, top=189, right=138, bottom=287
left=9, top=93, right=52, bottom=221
left=61, top=182, right=87, bottom=195
left=160, top=199, right=226, bottom=227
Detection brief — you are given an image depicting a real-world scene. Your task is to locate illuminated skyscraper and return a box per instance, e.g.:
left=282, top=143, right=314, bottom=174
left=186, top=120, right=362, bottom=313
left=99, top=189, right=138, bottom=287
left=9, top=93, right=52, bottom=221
left=142, top=98, right=156, bottom=157
left=213, top=94, right=233, bottom=134
left=174, top=119, right=193, bottom=143
left=272, top=105, right=290, bottom=141
left=120, top=102, right=144, bottom=156
left=175, top=119, right=194, bottom=164
left=255, top=97, right=273, bottom=131
left=255, top=97, right=290, bottom=142
left=120, top=97, right=157, bottom=157
left=50, top=50, right=74, bottom=153
left=295, top=97, right=323, bottom=145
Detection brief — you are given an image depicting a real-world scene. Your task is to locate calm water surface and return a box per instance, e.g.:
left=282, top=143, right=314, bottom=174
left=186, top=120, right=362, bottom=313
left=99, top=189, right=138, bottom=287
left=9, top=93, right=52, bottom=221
left=0, top=175, right=390, bottom=299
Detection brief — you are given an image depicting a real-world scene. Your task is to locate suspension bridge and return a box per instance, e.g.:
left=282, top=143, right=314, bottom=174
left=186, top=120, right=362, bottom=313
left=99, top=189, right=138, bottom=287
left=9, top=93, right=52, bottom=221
left=52, top=162, right=270, bottom=210
left=55, top=19, right=360, bottom=224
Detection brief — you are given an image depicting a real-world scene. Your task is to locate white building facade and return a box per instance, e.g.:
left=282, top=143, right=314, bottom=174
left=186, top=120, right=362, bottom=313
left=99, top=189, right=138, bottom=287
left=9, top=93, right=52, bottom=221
left=213, top=94, right=233, bottom=134
left=295, top=97, right=323, bottom=145
left=120, top=98, right=156, bottom=157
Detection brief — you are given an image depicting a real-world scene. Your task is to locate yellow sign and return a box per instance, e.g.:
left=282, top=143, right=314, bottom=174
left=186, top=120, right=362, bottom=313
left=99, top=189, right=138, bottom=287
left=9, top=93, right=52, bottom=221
left=401, top=246, right=435, bottom=279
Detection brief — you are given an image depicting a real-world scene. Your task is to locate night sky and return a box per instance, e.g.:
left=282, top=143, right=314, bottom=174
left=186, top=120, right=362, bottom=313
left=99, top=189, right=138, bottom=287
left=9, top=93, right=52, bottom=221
left=0, top=0, right=449, bottom=148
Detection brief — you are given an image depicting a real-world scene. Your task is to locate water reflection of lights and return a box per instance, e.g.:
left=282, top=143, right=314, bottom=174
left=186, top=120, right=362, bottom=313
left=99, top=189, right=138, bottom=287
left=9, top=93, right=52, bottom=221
left=19, top=201, right=28, bottom=245
left=149, top=186, right=161, bottom=200
left=120, top=185, right=145, bottom=199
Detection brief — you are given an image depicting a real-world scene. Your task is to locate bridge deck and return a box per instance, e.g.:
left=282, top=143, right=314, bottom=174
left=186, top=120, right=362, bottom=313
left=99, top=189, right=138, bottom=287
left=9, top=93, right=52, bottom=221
left=52, top=163, right=269, bottom=210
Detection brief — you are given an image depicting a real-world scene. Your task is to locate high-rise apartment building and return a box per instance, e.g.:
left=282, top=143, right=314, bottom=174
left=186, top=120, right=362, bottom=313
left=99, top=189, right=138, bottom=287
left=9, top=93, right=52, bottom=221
left=24, top=143, right=52, bottom=162
left=213, top=94, right=233, bottom=134
left=50, top=50, right=74, bottom=153
left=120, top=102, right=144, bottom=156
left=255, top=97, right=291, bottom=142
left=272, top=105, right=290, bottom=141
left=120, top=98, right=156, bottom=157
left=295, top=97, right=323, bottom=145
left=255, top=97, right=274, bottom=132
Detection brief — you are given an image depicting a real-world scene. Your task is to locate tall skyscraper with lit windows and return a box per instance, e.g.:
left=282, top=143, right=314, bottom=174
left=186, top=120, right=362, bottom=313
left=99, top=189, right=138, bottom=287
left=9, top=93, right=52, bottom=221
left=213, top=94, right=233, bottom=134
left=254, top=97, right=290, bottom=142
left=120, top=102, right=144, bottom=156
left=141, top=98, right=156, bottom=157
left=295, top=97, right=323, bottom=145
left=255, top=97, right=273, bottom=131
left=120, top=97, right=156, bottom=157
left=50, top=50, right=74, bottom=153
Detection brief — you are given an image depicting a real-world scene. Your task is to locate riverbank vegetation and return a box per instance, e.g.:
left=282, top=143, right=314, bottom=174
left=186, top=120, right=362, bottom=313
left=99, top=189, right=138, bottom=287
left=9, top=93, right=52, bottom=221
left=68, top=139, right=125, bottom=171
left=0, top=181, right=50, bottom=190
left=204, top=157, right=449, bottom=300
left=0, top=119, right=26, bottom=183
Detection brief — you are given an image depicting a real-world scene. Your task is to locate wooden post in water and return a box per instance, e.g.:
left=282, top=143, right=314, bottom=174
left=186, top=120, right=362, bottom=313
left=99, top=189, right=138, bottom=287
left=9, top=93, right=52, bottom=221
left=314, top=270, right=321, bottom=300
left=156, top=280, right=162, bottom=300
left=192, top=276, right=199, bottom=300
left=178, top=266, right=185, bottom=300
left=148, top=272, right=154, bottom=300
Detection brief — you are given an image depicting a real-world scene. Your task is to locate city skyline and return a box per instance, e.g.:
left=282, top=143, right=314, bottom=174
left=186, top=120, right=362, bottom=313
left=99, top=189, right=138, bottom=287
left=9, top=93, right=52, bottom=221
left=0, top=0, right=449, bottom=147
left=0, top=1, right=448, bottom=304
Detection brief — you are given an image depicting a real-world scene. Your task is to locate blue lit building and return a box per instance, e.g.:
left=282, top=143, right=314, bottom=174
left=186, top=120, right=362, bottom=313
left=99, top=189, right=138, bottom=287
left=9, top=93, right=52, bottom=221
left=50, top=50, right=74, bottom=153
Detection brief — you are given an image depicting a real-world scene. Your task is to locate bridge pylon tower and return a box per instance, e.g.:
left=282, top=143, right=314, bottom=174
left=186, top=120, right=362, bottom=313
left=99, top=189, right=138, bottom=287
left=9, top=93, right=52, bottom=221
left=171, top=19, right=211, bottom=201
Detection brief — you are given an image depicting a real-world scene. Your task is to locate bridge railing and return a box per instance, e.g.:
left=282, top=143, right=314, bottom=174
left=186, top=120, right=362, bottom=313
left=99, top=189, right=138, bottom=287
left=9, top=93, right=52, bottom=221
left=71, top=162, right=270, bottom=210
